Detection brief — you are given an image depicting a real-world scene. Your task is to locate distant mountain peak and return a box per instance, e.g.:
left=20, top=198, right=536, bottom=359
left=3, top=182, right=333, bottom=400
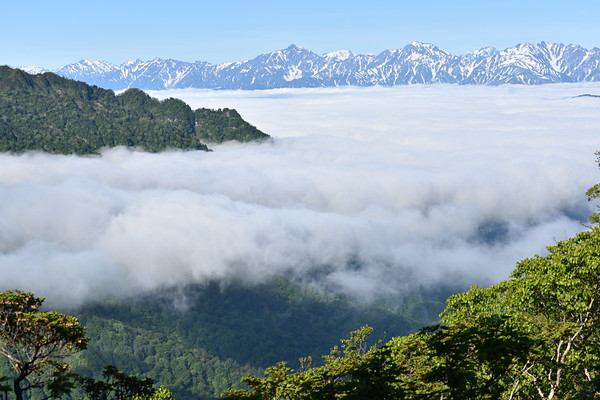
left=407, top=41, right=433, bottom=48
left=323, top=50, right=355, bottom=61
left=463, top=45, right=499, bottom=58
left=401, top=41, right=453, bottom=59
left=478, top=45, right=498, bottom=53
left=286, top=44, right=304, bottom=51
left=14, top=65, right=48, bottom=74
left=280, top=44, right=316, bottom=56
left=26, top=41, right=600, bottom=90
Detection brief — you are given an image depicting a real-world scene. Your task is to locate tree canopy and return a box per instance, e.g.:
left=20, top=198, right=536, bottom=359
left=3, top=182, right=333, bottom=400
left=0, top=290, right=88, bottom=400
left=0, top=291, right=174, bottom=400
left=587, top=151, right=600, bottom=225
left=441, top=227, right=600, bottom=399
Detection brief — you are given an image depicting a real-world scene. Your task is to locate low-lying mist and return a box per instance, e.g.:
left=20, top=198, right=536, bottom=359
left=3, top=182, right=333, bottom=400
left=2, top=84, right=599, bottom=307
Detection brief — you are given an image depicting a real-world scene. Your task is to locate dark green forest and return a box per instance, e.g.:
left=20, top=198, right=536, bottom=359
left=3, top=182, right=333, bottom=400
left=71, top=280, right=450, bottom=400
left=0, top=66, right=268, bottom=154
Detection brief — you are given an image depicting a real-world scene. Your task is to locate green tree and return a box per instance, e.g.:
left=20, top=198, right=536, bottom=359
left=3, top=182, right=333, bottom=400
left=78, top=365, right=156, bottom=400
left=382, top=317, right=536, bottom=400
left=442, top=227, right=600, bottom=400
left=132, top=385, right=176, bottom=400
left=586, top=151, right=600, bottom=225
left=221, top=326, right=403, bottom=400
left=0, top=290, right=88, bottom=400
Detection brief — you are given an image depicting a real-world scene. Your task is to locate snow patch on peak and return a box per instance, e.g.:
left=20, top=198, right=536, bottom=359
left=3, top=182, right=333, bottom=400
left=324, top=50, right=354, bottom=61
left=15, top=66, right=47, bottom=74
left=403, top=41, right=450, bottom=57
left=284, top=66, right=303, bottom=81
left=121, top=59, right=143, bottom=67
left=80, top=60, right=117, bottom=69
left=407, top=41, right=437, bottom=49
left=477, top=46, right=498, bottom=55
left=463, top=46, right=498, bottom=58
left=57, top=60, right=120, bottom=76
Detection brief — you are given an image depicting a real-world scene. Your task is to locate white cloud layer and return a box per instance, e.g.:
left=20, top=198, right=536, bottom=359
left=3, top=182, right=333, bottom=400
left=2, top=84, right=599, bottom=306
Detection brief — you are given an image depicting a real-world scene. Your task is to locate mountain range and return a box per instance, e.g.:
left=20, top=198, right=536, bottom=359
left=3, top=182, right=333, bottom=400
left=16, top=42, right=600, bottom=90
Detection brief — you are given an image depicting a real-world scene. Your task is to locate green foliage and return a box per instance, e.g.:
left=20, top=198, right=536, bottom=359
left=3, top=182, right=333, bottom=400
left=194, top=108, right=269, bottom=143
left=221, top=326, right=403, bottom=400
left=74, top=314, right=258, bottom=400
left=0, top=291, right=168, bottom=400
left=380, top=319, right=536, bottom=399
left=78, top=365, right=156, bottom=400
left=0, top=290, right=88, bottom=400
left=73, top=279, right=448, bottom=400
left=586, top=151, right=600, bottom=225
left=132, top=386, right=177, bottom=400
left=0, top=66, right=268, bottom=154
left=223, top=228, right=600, bottom=400
left=442, top=228, right=600, bottom=399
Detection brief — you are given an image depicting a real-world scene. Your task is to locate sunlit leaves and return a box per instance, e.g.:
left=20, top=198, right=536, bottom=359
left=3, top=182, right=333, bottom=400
left=442, top=228, right=600, bottom=399
left=586, top=151, right=600, bottom=225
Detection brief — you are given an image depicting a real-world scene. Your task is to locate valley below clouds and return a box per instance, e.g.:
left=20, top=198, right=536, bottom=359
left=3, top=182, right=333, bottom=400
left=1, top=84, right=599, bottom=306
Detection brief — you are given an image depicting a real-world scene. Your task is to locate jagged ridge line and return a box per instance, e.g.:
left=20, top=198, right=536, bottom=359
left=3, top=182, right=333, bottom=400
left=16, top=42, right=600, bottom=90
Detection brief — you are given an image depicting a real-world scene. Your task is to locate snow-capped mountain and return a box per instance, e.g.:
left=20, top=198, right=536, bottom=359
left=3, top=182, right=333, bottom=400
left=22, top=42, right=600, bottom=90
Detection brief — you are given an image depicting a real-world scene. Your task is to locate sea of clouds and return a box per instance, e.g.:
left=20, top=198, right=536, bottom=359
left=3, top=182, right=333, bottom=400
left=1, top=84, right=599, bottom=307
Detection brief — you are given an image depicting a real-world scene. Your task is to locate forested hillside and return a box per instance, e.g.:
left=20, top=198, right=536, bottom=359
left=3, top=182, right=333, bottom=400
left=0, top=66, right=268, bottom=154
left=73, top=314, right=258, bottom=400
left=72, top=279, right=451, bottom=400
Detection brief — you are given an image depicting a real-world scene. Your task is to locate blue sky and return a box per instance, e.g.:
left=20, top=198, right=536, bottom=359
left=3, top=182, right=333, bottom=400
left=2, top=0, right=599, bottom=68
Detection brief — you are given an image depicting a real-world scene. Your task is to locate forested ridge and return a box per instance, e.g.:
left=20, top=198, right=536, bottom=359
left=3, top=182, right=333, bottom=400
left=73, top=314, right=259, bottom=400
left=0, top=66, right=269, bottom=154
